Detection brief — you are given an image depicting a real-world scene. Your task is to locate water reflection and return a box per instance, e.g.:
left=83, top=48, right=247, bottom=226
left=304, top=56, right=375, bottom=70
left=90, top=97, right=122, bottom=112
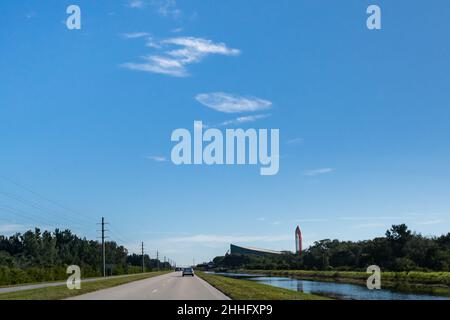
left=213, top=273, right=450, bottom=300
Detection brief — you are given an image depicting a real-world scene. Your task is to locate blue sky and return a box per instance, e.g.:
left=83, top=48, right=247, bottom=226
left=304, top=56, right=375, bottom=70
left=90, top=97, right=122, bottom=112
left=1, top=0, right=450, bottom=266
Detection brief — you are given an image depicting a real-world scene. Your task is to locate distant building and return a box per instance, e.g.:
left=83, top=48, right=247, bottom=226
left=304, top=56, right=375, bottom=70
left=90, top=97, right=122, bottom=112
left=229, top=226, right=302, bottom=257
left=295, top=225, right=302, bottom=255
left=230, top=244, right=281, bottom=257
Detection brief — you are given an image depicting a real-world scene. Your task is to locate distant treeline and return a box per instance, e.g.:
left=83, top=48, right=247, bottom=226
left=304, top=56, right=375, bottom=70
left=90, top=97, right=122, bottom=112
left=0, top=228, right=170, bottom=286
left=210, top=225, right=450, bottom=272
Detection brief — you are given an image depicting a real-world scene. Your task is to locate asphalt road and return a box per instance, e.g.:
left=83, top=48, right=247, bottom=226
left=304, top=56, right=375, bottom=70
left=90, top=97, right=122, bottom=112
left=68, top=272, right=230, bottom=300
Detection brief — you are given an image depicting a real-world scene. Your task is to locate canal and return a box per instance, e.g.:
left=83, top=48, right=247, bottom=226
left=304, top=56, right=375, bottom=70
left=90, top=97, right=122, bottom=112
left=212, top=272, right=450, bottom=300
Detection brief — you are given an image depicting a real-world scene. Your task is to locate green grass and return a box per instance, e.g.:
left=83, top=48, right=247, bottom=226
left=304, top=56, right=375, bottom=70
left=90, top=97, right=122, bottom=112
left=0, top=271, right=168, bottom=300
left=251, top=270, right=450, bottom=285
left=197, top=272, right=330, bottom=300
left=238, top=269, right=450, bottom=297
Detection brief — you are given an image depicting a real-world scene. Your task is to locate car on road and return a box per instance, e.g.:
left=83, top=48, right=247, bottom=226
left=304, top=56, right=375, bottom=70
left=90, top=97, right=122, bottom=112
left=182, top=267, right=194, bottom=277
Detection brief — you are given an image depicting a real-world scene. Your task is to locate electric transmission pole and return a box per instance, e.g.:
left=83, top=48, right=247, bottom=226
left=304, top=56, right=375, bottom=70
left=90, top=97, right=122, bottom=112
left=98, top=217, right=108, bottom=277
left=141, top=242, right=145, bottom=273
left=157, top=250, right=159, bottom=270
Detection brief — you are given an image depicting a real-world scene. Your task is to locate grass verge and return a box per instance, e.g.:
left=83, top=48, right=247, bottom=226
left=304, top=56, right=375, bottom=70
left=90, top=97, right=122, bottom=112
left=197, top=272, right=330, bottom=300
left=0, top=271, right=168, bottom=300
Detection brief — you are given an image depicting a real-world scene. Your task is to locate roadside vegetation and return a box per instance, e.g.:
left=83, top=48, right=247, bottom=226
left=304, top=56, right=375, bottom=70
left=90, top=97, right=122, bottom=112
left=200, top=225, right=450, bottom=297
left=0, top=271, right=167, bottom=300
left=209, top=225, right=450, bottom=273
left=0, top=228, right=171, bottom=286
left=197, top=272, right=330, bottom=300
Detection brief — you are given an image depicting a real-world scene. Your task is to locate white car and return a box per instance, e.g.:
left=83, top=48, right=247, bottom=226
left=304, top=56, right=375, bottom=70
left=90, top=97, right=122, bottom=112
left=182, top=268, right=194, bottom=277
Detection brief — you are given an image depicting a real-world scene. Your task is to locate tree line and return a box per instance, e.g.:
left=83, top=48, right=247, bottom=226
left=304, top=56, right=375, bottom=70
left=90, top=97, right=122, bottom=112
left=0, top=228, right=170, bottom=286
left=210, top=225, right=450, bottom=272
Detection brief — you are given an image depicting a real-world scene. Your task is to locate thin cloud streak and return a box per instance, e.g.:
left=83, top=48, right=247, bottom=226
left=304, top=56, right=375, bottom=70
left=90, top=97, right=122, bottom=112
left=121, top=32, right=150, bottom=39
left=196, top=93, right=272, bottom=114
left=122, top=37, right=240, bottom=77
left=126, top=0, right=182, bottom=19
left=152, top=0, right=181, bottom=19
left=220, top=114, right=271, bottom=126
left=146, top=155, right=168, bottom=162
left=167, top=234, right=291, bottom=244
left=0, top=224, right=26, bottom=233
left=127, top=0, right=145, bottom=9
left=303, top=168, right=335, bottom=176
left=416, top=219, right=445, bottom=225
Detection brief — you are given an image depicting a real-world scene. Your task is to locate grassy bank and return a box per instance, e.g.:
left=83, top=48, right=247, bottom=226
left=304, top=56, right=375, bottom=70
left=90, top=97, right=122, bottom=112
left=0, top=271, right=168, bottom=300
left=238, top=270, right=450, bottom=297
left=197, top=272, right=330, bottom=300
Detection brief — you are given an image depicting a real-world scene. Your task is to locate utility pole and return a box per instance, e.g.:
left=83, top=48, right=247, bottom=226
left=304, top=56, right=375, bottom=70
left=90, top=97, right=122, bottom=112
left=157, top=250, right=159, bottom=271
left=164, top=256, right=166, bottom=270
left=98, top=217, right=108, bottom=277
left=141, top=242, right=145, bottom=273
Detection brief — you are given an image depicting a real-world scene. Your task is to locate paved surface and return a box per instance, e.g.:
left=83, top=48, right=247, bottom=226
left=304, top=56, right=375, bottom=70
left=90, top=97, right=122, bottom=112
left=0, top=273, right=141, bottom=294
left=68, top=272, right=230, bottom=300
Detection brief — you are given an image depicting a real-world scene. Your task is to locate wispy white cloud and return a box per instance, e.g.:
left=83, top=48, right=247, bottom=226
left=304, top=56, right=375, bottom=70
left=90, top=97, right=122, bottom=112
left=303, top=168, right=335, bottom=176
left=163, top=37, right=240, bottom=60
left=122, top=55, right=187, bottom=77
left=127, top=0, right=182, bottom=19
left=352, top=223, right=389, bottom=229
left=219, top=114, right=270, bottom=126
left=294, top=218, right=328, bottom=223
left=127, top=0, right=145, bottom=9
left=339, top=216, right=405, bottom=221
left=25, top=11, right=37, bottom=19
left=121, top=32, right=150, bottom=39
left=167, top=234, right=291, bottom=244
left=171, top=27, right=183, bottom=33
left=146, top=37, right=162, bottom=48
left=122, top=37, right=240, bottom=77
left=146, top=155, right=168, bottom=162
left=152, top=0, right=181, bottom=19
left=196, top=93, right=272, bottom=114
left=0, top=224, right=26, bottom=233
left=416, top=219, right=445, bottom=225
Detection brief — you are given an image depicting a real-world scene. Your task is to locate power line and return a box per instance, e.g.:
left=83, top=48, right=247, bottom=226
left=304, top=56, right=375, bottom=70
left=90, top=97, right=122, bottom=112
left=0, top=204, right=61, bottom=230
left=0, top=201, right=96, bottom=236
left=0, top=176, right=180, bottom=272
left=107, top=229, right=130, bottom=246
left=0, top=175, right=97, bottom=224
left=0, top=190, right=93, bottom=231
left=108, top=225, right=135, bottom=245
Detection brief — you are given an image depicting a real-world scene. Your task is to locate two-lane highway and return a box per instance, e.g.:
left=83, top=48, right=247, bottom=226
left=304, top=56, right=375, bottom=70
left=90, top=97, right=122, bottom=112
left=68, top=272, right=230, bottom=300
